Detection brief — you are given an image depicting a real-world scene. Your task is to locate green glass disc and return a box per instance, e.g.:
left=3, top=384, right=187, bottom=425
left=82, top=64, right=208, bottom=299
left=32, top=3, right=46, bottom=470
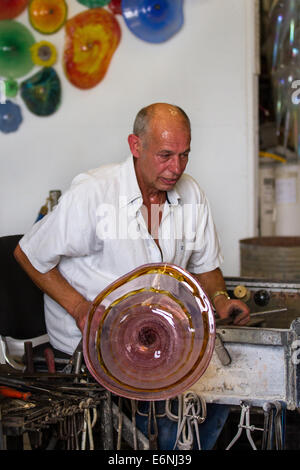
left=4, top=78, right=18, bottom=97
left=0, top=20, right=35, bottom=79
left=76, top=0, right=110, bottom=7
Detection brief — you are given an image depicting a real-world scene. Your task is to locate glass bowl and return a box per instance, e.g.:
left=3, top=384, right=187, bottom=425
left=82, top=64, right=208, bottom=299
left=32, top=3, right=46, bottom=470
left=83, top=263, right=215, bottom=400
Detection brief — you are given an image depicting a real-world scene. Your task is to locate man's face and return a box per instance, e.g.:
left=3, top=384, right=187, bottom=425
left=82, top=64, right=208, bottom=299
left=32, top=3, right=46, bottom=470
left=131, top=119, right=191, bottom=194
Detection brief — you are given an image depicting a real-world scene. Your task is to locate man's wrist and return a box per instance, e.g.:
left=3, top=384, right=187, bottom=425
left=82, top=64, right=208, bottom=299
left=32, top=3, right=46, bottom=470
left=70, top=298, right=89, bottom=319
left=71, top=299, right=92, bottom=332
left=211, top=290, right=230, bottom=308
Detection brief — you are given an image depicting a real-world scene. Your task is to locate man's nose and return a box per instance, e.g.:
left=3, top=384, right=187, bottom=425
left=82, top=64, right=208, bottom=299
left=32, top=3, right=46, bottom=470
left=169, top=155, right=182, bottom=174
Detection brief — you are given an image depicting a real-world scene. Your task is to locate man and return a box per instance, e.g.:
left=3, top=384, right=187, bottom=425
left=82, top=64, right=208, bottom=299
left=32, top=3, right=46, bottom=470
left=14, top=102, right=250, bottom=449
left=14, top=103, right=249, bottom=356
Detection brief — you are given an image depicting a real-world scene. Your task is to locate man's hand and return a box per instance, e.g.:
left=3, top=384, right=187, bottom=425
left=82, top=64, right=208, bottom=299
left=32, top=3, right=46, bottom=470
left=72, top=299, right=93, bottom=333
left=192, top=268, right=250, bottom=326
left=214, top=295, right=250, bottom=325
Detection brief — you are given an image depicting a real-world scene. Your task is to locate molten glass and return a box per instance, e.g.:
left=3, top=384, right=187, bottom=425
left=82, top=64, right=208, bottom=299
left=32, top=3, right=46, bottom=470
left=83, top=263, right=215, bottom=400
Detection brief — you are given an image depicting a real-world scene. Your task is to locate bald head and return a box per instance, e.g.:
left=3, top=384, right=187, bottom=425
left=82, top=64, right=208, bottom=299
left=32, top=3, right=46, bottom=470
left=133, top=103, right=191, bottom=139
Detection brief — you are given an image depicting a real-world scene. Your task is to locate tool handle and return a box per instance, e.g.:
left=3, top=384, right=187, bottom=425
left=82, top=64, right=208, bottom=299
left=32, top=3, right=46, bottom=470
left=0, top=386, right=31, bottom=401
left=44, top=347, right=56, bottom=374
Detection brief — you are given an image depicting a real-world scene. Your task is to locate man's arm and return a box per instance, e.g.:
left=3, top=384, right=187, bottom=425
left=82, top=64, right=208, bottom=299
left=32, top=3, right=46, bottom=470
left=192, top=267, right=250, bottom=325
left=14, top=244, right=91, bottom=332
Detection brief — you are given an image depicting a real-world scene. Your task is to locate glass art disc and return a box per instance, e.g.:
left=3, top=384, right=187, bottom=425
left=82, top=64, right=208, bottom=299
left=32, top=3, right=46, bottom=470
left=0, top=100, right=23, bottom=133
left=83, top=263, right=216, bottom=401
left=108, top=0, right=121, bottom=15
left=122, top=0, right=184, bottom=43
left=20, top=67, right=61, bottom=116
left=0, top=0, right=28, bottom=20
left=30, top=41, right=57, bottom=67
left=0, top=20, right=35, bottom=79
left=63, top=8, right=121, bottom=89
left=28, top=0, right=68, bottom=34
left=4, top=78, right=19, bottom=98
left=76, top=0, right=110, bottom=7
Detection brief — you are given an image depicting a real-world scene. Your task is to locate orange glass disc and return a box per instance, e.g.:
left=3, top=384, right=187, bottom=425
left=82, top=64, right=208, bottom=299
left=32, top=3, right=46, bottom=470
left=63, top=8, right=121, bottom=89
left=0, top=0, right=28, bottom=20
left=28, top=0, right=67, bottom=34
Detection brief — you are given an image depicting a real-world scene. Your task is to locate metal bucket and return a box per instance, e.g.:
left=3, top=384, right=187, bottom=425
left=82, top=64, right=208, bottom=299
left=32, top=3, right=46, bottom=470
left=240, top=237, right=300, bottom=281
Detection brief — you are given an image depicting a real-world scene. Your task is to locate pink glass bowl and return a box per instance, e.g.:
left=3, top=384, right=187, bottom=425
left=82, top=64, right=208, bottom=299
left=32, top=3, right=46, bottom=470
left=83, top=263, right=215, bottom=400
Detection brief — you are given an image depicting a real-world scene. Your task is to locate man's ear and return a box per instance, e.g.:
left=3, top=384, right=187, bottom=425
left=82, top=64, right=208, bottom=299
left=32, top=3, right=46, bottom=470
left=128, top=134, right=141, bottom=158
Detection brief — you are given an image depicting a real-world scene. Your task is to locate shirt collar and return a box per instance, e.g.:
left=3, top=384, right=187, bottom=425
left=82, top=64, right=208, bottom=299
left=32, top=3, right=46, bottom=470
left=119, top=155, right=181, bottom=208
left=166, top=187, right=181, bottom=206
left=119, top=156, right=143, bottom=208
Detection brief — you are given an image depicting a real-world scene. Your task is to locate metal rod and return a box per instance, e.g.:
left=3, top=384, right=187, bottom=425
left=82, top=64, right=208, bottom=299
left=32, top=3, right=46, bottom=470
left=216, top=307, right=288, bottom=325
left=249, top=308, right=288, bottom=318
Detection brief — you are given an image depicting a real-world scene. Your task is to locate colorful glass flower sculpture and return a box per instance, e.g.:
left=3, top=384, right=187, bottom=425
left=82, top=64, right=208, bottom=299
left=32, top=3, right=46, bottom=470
left=0, top=20, right=35, bottom=79
left=76, top=0, right=110, bottom=7
left=108, top=0, right=122, bottom=15
left=122, top=0, right=184, bottom=43
left=0, top=100, right=23, bottom=133
left=30, top=41, right=57, bottom=67
left=0, top=0, right=28, bottom=20
left=20, top=67, right=61, bottom=116
left=28, top=0, right=68, bottom=34
left=63, top=9, right=121, bottom=89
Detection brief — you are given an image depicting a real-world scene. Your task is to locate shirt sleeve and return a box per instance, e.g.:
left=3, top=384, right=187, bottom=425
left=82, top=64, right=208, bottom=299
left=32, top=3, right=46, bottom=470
left=19, top=175, right=101, bottom=274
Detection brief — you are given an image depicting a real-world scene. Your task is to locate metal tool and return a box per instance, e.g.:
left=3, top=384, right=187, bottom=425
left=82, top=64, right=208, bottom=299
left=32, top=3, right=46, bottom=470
left=261, top=401, right=284, bottom=450
left=147, top=401, right=158, bottom=450
left=226, top=402, right=264, bottom=450
left=249, top=307, right=288, bottom=318
left=81, top=406, right=97, bottom=450
left=61, top=339, right=83, bottom=375
left=216, top=307, right=288, bottom=326
left=165, top=392, right=206, bottom=450
left=214, top=333, right=231, bottom=365
left=112, top=401, right=149, bottom=450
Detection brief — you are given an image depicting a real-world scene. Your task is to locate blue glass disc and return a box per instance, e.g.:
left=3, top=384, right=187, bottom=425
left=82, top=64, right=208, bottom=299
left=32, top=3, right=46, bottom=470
left=0, top=100, right=23, bottom=133
left=122, top=0, right=184, bottom=43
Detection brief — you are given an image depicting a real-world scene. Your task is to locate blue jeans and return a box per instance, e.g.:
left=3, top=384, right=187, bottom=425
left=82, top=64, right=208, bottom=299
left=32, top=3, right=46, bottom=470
left=135, top=400, right=230, bottom=450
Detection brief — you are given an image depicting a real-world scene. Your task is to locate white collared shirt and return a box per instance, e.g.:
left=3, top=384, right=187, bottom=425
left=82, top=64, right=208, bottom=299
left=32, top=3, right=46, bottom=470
left=20, top=156, right=223, bottom=354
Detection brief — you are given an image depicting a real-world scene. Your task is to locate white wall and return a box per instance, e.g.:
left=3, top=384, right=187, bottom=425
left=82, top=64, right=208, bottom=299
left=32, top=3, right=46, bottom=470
left=0, top=0, right=258, bottom=275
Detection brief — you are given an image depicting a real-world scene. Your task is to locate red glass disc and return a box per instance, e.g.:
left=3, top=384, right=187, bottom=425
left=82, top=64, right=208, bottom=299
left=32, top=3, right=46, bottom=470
left=108, top=0, right=121, bottom=15
left=83, top=263, right=216, bottom=400
left=0, top=0, right=28, bottom=20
